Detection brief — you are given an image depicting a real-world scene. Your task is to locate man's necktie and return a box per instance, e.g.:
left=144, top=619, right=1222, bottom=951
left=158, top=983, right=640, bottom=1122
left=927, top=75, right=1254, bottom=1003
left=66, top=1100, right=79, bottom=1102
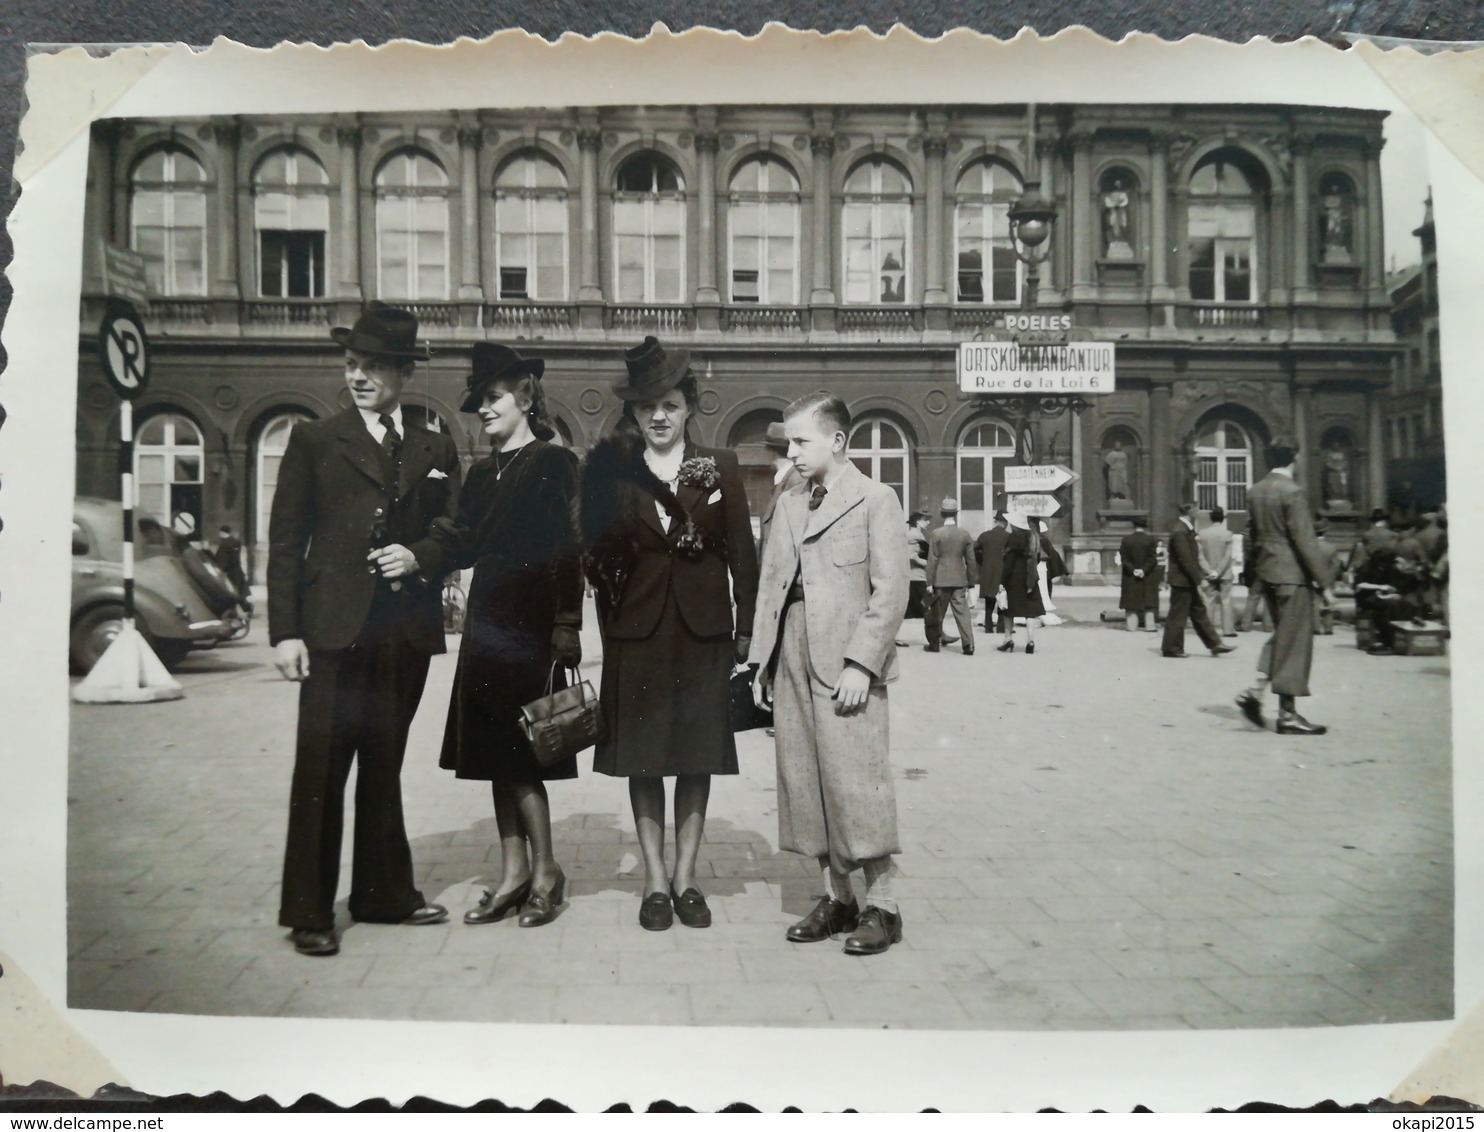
left=378, top=413, right=402, bottom=463
left=809, top=483, right=827, bottom=511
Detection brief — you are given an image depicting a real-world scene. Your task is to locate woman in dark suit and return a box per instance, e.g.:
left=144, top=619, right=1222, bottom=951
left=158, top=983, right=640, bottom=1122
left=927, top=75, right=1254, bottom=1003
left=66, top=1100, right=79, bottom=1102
left=579, top=337, right=759, bottom=932
left=433, top=343, right=583, bottom=929
left=996, top=511, right=1046, bottom=654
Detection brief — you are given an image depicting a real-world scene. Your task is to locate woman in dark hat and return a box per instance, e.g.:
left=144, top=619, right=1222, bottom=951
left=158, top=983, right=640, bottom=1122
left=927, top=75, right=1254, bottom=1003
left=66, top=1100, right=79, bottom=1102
left=430, top=342, right=584, bottom=929
left=996, top=510, right=1046, bottom=653
left=579, top=337, right=759, bottom=931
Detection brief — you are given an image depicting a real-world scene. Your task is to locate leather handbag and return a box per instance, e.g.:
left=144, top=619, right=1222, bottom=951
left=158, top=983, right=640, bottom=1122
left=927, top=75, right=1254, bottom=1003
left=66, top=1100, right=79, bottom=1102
left=519, top=665, right=602, bottom=767
left=730, top=665, right=773, bottom=733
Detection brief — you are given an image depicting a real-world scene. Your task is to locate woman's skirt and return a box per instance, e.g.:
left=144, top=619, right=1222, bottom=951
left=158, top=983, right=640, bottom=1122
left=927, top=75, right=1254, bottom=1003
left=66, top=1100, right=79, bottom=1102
left=593, top=595, right=738, bottom=778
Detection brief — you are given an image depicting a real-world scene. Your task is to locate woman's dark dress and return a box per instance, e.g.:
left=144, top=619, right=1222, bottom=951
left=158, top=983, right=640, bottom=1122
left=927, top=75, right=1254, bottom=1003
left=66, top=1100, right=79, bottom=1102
left=1002, top=527, right=1047, bottom=619
left=438, top=441, right=584, bottom=782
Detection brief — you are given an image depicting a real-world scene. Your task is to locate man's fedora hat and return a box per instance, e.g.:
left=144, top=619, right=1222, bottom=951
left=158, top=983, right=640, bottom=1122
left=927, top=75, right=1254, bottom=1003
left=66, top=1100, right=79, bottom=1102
left=460, top=342, right=545, bottom=413
left=330, top=301, right=431, bottom=360
left=764, top=421, right=789, bottom=453
left=611, top=336, right=691, bottom=402
left=940, top=496, right=960, bottom=514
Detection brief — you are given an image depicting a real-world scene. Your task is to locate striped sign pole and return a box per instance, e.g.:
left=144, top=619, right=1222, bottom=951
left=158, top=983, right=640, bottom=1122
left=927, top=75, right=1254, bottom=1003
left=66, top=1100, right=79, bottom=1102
left=120, top=398, right=135, bottom=627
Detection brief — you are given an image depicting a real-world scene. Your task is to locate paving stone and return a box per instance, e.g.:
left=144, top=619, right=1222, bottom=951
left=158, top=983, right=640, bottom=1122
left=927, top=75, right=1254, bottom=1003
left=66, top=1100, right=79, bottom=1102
left=618, top=949, right=745, bottom=983
left=1199, top=973, right=1380, bottom=1017
left=1089, top=947, right=1247, bottom=980
left=1072, top=976, right=1241, bottom=1017
left=552, top=982, right=691, bottom=1026
left=738, top=950, right=875, bottom=983
left=688, top=982, right=831, bottom=1026
left=279, top=986, right=424, bottom=1020
left=361, top=953, right=496, bottom=988
left=818, top=980, right=970, bottom=1023
left=414, top=984, right=558, bottom=1023
left=491, top=950, right=619, bottom=986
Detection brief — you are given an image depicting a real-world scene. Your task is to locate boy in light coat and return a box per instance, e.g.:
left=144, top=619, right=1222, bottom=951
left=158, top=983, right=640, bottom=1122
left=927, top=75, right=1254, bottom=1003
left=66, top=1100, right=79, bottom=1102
left=750, top=392, right=909, bottom=955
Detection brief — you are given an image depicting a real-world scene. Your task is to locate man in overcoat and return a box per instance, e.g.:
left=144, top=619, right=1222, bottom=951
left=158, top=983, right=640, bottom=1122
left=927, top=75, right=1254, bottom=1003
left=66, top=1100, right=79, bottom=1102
left=974, top=511, right=1010, bottom=634
left=1118, top=516, right=1159, bottom=631
left=1235, top=434, right=1337, bottom=736
left=268, top=303, right=462, bottom=956
left=1162, top=502, right=1236, bottom=659
left=923, top=497, right=978, bottom=654
left=751, top=391, right=909, bottom=956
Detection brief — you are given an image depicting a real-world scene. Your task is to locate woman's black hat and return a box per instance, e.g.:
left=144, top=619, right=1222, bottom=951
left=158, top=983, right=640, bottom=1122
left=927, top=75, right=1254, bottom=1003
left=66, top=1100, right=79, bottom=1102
left=330, top=301, right=431, bottom=360
left=460, top=342, right=545, bottom=413
left=610, top=336, right=691, bottom=402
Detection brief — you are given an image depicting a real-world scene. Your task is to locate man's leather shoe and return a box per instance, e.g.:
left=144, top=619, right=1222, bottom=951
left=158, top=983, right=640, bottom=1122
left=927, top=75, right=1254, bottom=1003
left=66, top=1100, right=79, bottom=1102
left=1162, top=650, right=1189, bottom=658
left=1235, top=691, right=1265, bottom=729
left=842, top=905, right=902, bottom=955
left=289, top=928, right=339, bottom=956
left=1367, top=646, right=1396, bottom=656
left=923, top=643, right=941, bottom=653
left=639, top=891, right=673, bottom=931
left=1276, top=714, right=1328, bottom=736
left=670, top=884, right=712, bottom=929
left=787, top=895, right=860, bottom=942
left=962, top=646, right=975, bottom=656
left=401, top=904, right=449, bottom=926
left=1209, top=645, right=1236, bottom=656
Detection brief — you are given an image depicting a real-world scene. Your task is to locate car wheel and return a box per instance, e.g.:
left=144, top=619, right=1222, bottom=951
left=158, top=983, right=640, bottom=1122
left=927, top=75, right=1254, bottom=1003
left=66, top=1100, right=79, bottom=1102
left=70, top=603, right=129, bottom=672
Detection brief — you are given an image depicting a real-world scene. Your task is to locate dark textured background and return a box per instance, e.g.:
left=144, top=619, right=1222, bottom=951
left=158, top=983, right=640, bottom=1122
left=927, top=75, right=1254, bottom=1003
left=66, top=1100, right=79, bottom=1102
left=0, top=1, right=1480, bottom=361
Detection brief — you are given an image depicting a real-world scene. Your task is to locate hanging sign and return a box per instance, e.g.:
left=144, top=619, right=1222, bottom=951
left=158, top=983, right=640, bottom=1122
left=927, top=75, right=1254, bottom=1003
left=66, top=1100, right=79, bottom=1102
left=957, top=340, right=1116, bottom=395
left=98, top=300, right=150, bottom=401
left=1006, top=493, right=1061, bottom=518
left=1004, top=464, right=1079, bottom=493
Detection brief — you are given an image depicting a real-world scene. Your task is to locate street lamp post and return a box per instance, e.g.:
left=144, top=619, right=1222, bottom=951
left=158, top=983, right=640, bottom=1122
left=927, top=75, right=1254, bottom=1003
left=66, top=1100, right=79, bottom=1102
left=1007, top=181, right=1059, bottom=311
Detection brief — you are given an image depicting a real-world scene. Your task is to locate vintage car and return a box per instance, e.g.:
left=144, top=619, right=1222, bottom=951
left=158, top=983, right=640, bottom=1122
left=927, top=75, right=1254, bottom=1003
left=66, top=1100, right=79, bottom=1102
left=70, top=497, right=237, bottom=672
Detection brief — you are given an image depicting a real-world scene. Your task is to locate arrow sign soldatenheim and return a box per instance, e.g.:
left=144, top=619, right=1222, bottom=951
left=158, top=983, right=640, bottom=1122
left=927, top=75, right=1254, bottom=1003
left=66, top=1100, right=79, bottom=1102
left=1006, top=493, right=1061, bottom=518
left=1003, top=463, right=1079, bottom=494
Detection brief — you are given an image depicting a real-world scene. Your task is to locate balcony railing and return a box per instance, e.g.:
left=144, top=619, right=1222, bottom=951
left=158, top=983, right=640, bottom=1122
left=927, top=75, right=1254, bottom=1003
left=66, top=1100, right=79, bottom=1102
left=1194, top=304, right=1264, bottom=328
left=484, top=302, right=574, bottom=333
left=838, top=306, right=919, bottom=337
left=245, top=300, right=333, bottom=327
left=721, top=305, right=804, bottom=333
left=609, top=305, right=692, bottom=333
left=401, top=301, right=462, bottom=329
left=145, top=298, right=213, bottom=325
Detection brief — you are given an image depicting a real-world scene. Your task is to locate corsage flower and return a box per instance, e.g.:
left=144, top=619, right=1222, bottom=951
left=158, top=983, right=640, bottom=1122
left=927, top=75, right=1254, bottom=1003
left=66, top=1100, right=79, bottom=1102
left=678, top=456, right=721, bottom=491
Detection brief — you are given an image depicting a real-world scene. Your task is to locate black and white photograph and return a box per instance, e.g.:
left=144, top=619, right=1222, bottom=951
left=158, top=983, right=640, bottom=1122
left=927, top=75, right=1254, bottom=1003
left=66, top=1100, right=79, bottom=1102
left=3, top=28, right=1480, bottom=1110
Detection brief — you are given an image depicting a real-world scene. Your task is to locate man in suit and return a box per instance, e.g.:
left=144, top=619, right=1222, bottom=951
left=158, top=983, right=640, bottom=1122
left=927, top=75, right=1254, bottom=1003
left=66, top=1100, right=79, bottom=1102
left=1118, top=516, right=1159, bottom=631
left=1235, top=435, right=1337, bottom=736
left=923, top=497, right=978, bottom=655
left=1162, top=503, right=1236, bottom=659
left=1195, top=506, right=1236, bottom=637
left=757, top=420, right=802, bottom=557
left=268, top=303, right=462, bottom=956
left=974, top=511, right=1010, bottom=634
left=751, top=391, right=909, bottom=956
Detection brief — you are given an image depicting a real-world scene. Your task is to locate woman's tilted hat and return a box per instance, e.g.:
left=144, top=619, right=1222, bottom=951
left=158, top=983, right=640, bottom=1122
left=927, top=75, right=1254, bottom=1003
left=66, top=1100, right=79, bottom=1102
left=330, top=301, right=432, bottom=360
left=1005, top=510, right=1030, bottom=530
left=460, top=342, right=545, bottom=413
left=611, top=336, right=691, bottom=402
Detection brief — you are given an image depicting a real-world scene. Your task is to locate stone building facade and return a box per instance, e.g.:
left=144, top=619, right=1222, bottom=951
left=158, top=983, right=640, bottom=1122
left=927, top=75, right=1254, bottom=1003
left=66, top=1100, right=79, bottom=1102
left=74, top=102, right=1400, bottom=579
left=1385, top=196, right=1446, bottom=516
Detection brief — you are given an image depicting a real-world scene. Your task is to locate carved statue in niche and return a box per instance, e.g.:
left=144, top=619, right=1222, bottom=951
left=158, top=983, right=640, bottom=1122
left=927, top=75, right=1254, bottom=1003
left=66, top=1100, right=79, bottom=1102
left=1103, top=438, right=1133, bottom=507
left=1101, top=176, right=1134, bottom=261
left=1319, top=175, right=1355, bottom=265
left=1321, top=444, right=1355, bottom=510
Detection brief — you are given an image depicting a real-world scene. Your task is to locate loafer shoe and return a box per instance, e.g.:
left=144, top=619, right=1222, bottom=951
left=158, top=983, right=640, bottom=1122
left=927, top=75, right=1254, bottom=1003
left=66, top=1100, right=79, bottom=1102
left=639, top=891, right=673, bottom=931
left=842, top=906, right=903, bottom=955
left=786, top=895, right=861, bottom=943
left=464, top=880, right=530, bottom=925
left=670, top=884, right=712, bottom=929
left=289, top=928, right=339, bottom=957
left=1235, top=692, right=1265, bottom=729
left=401, top=903, right=449, bottom=926
left=1276, top=714, right=1328, bottom=736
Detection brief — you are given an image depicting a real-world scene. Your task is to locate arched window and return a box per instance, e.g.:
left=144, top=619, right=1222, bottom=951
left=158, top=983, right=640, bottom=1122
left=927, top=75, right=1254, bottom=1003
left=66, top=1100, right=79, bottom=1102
left=130, top=147, right=207, bottom=296
left=954, top=159, right=1022, bottom=304
left=1195, top=419, right=1253, bottom=512
left=843, top=158, right=913, bottom=305
left=957, top=420, right=1017, bottom=528
left=253, top=411, right=311, bottom=571
left=1317, top=172, right=1356, bottom=265
left=136, top=412, right=205, bottom=533
left=728, top=155, right=800, bottom=305
left=1188, top=151, right=1262, bottom=303
left=375, top=149, right=450, bottom=300
left=1099, top=167, right=1138, bottom=260
left=494, top=150, right=569, bottom=301
left=253, top=147, right=329, bottom=298
left=613, top=152, right=686, bottom=303
left=847, top=417, right=911, bottom=506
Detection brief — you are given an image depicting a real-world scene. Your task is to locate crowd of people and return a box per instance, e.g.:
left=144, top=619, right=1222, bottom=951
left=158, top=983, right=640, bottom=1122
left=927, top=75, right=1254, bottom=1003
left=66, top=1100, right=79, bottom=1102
left=262, top=302, right=1446, bottom=964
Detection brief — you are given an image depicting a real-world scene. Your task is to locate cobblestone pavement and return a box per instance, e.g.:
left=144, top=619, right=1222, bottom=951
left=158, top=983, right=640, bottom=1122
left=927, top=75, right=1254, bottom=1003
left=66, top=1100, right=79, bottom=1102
left=67, top=587, right=1452, bottom=1031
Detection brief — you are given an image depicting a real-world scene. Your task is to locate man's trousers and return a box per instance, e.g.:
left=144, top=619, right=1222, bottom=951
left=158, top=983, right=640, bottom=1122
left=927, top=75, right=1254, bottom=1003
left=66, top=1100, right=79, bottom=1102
left=279, top=625, right=432, bottom=932
left=1257, top=582, right=1318, bottom=697
left=773, top=602, right=900, bottom=873
left=1162, top=585, right=1223, bottom=654
left=925, top=586, right=975, bottom=649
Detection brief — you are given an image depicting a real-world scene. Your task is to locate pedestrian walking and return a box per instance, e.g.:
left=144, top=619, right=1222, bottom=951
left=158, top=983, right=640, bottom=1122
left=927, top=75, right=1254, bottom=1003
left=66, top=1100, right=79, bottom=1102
left=213, top=523, right=252, bottom=609
left=1162, top=502, right=1236, bottom=659
left=1033, top=518, right=1068, bottom=626
left=1195, top=506, right=1236, bottom=637
left=431, top=343, right=584, bottom=930
left=1118, top=515, right=1159, bottom=632
left=974, top=511, right=1009, bottom=634
left=267, top=303, right=460, bottom=957
left=904, top=510, right=930, bottom=624
left=750, top=391, right=908, bottom=955
left=997, top=511, right=1045, bottom=654
left=924, top=497, right=977, bottom=654
left=579, top=337, right=759, bottom=932
left=1234, top=434, right=1337, bottom=736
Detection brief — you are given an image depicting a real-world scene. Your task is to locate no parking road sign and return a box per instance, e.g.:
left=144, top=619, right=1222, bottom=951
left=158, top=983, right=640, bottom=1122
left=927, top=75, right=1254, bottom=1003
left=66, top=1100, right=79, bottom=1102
left=98, top=300, right=150, bottom=401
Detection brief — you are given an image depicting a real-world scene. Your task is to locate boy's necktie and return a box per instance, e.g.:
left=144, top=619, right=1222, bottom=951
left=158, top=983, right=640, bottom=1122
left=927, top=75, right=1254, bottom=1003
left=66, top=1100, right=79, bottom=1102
left=809, top=484, right=827, bottom=511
